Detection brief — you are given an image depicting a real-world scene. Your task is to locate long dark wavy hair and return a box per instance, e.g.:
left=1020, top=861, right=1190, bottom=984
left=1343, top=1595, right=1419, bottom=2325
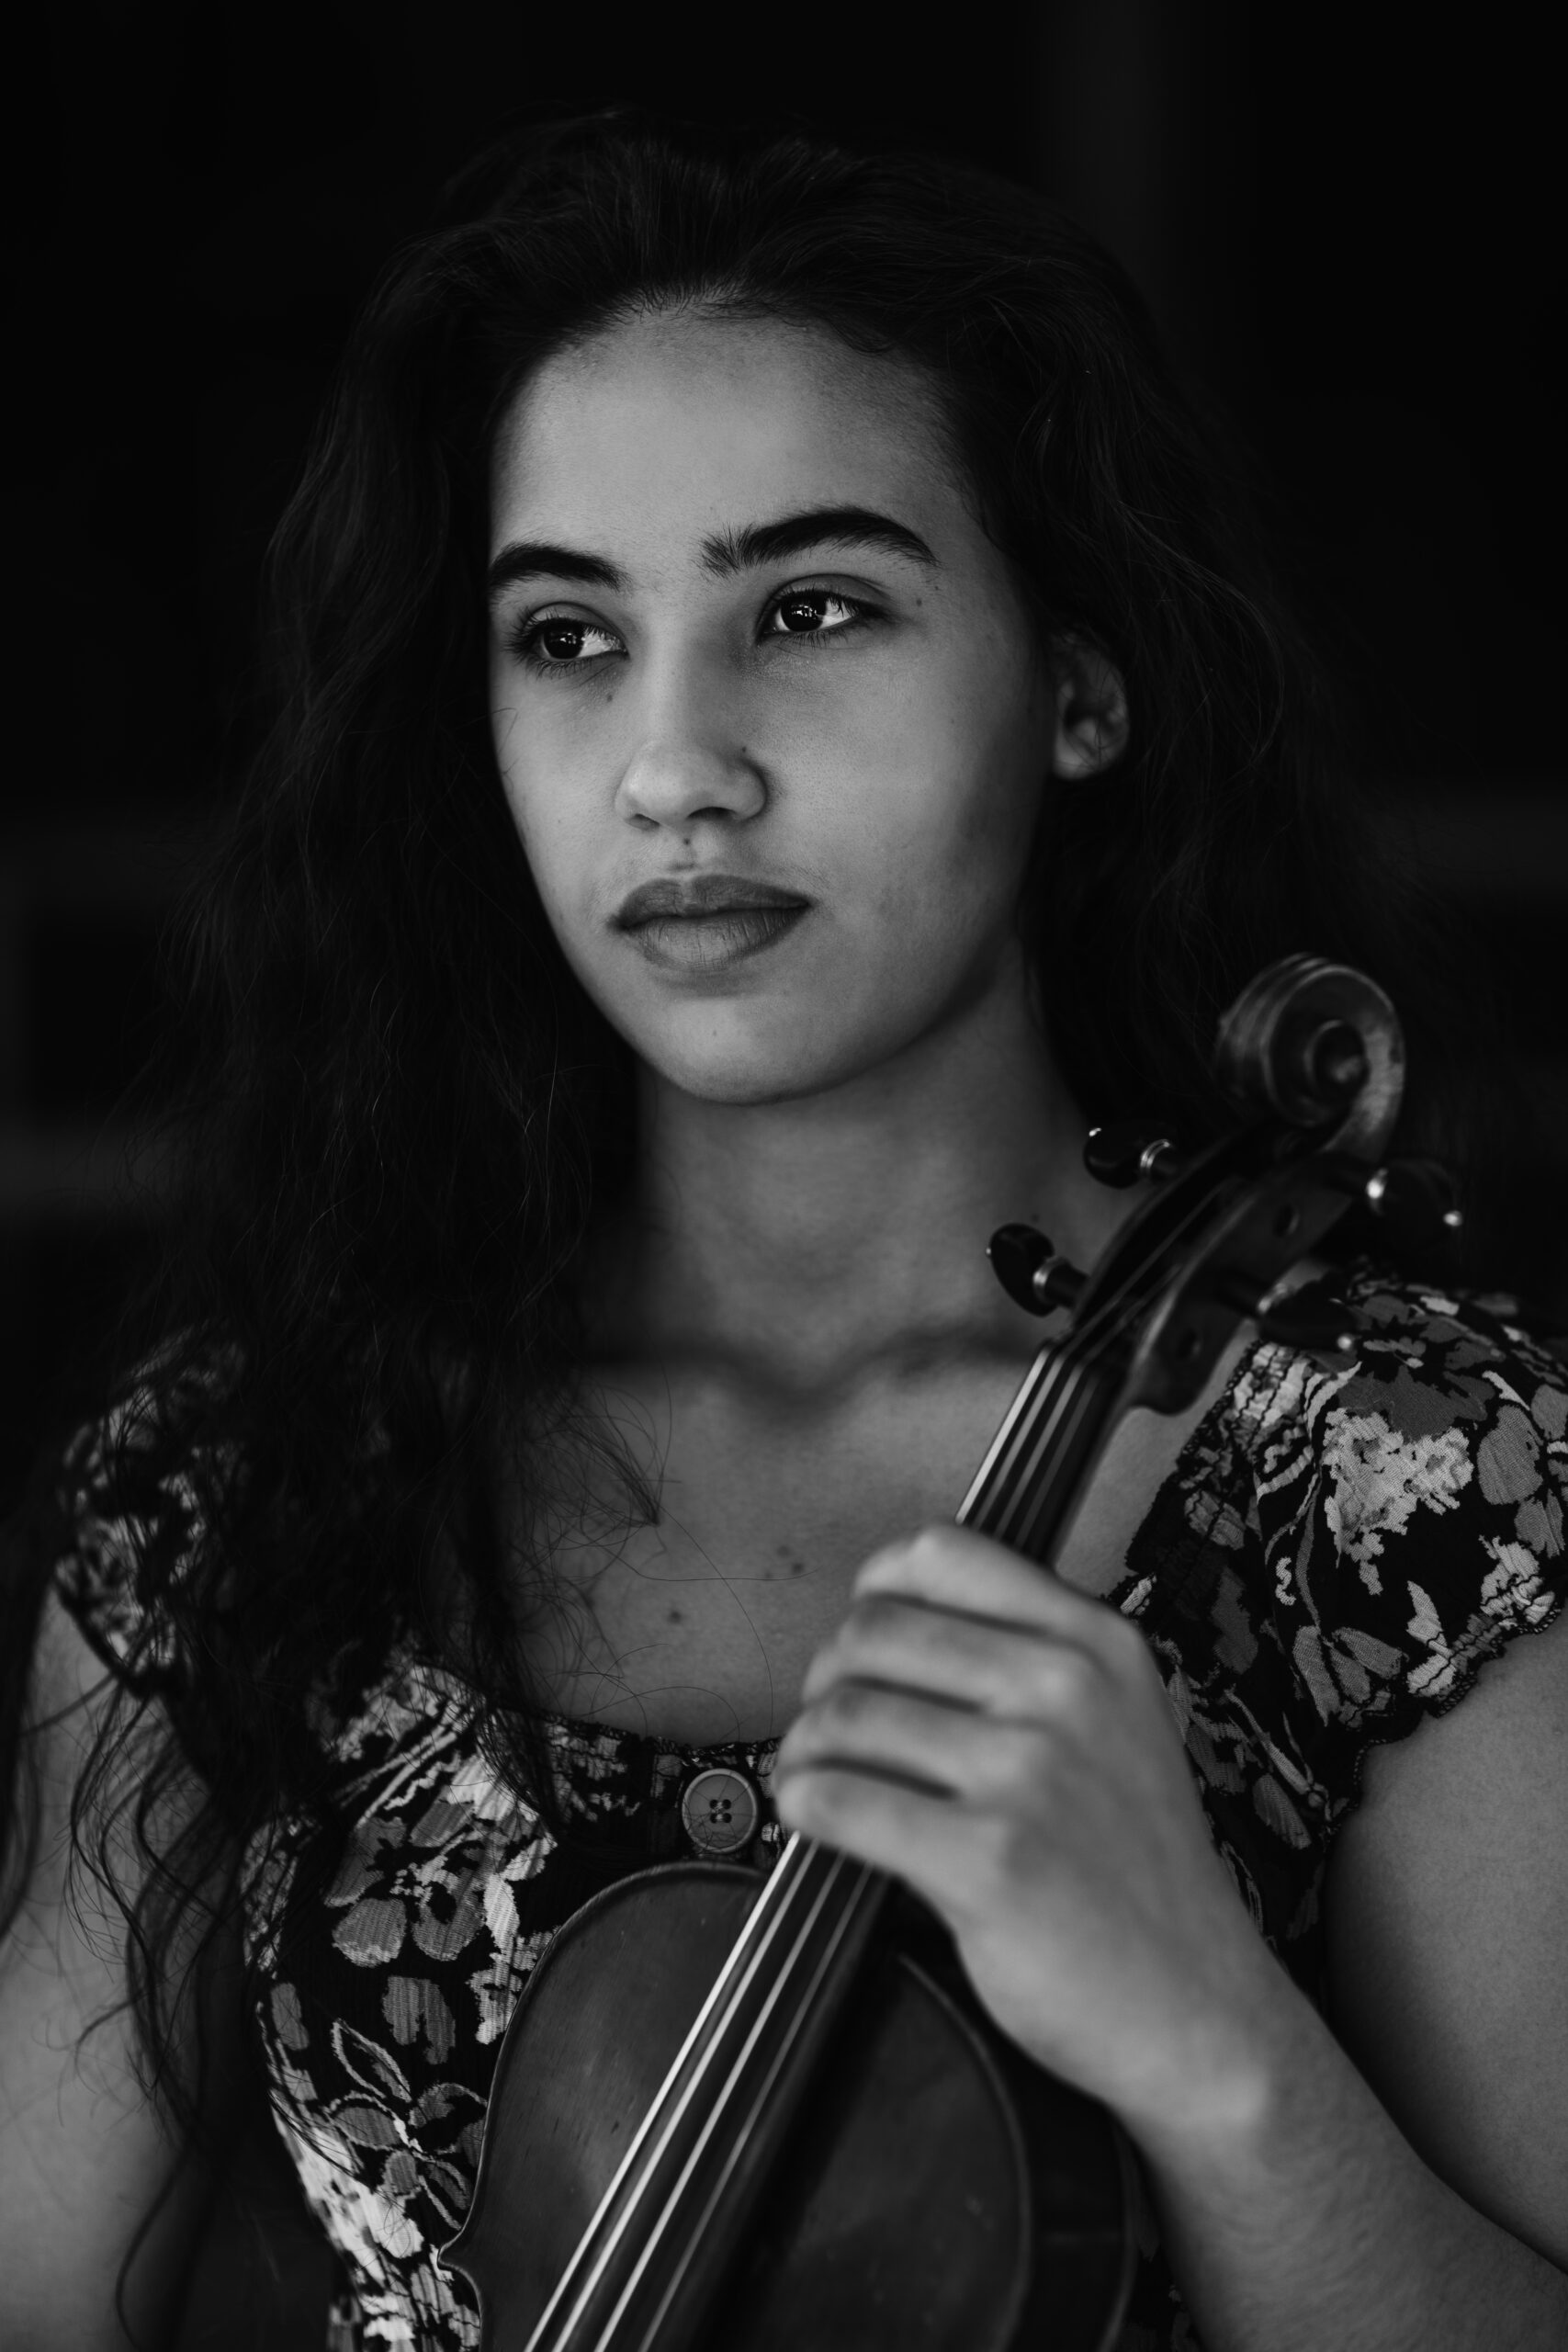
left=1, top=107, right=1511, bottom=2174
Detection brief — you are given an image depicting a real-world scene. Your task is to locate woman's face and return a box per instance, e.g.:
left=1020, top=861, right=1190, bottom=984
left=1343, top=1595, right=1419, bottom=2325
left=488, top=307, right=1106, bottom=1105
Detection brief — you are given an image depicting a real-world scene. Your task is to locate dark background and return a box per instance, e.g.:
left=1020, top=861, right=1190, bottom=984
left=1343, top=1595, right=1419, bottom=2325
left=4, top=1, right=1563, bottom=1530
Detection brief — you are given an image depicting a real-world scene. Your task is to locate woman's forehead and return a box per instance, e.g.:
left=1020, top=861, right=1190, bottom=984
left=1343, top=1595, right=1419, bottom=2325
left=488, top=309, right=964, bottom=565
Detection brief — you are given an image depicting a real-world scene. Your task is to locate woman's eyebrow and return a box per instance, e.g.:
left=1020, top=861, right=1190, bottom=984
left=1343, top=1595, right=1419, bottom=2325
left=486, top=505, right=938, bottom=602
left=701, top=505, right=938, bottom=578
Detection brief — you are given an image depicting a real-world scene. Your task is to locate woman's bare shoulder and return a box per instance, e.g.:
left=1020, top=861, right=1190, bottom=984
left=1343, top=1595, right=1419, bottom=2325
left=1, top=1592, right=244, bottom=2350
left=1325, top=1603, right=1568, bottom=2269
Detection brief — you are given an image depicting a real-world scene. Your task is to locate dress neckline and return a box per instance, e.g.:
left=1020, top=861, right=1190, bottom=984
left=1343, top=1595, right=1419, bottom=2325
left=522, top=1300, right=1297, bottom=1764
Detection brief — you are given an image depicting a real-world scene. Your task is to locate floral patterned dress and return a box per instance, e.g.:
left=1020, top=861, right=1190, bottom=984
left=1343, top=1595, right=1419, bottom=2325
left=48, top=1259, right=1568, bottom=2350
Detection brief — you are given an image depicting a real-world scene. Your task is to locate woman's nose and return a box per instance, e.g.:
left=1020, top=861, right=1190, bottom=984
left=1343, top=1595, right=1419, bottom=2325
left=615, top=731, right=767, bottom=832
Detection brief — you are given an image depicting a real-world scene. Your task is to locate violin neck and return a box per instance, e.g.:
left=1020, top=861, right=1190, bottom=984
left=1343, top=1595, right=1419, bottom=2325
left=957, top=1333, right=1129, bottom=1564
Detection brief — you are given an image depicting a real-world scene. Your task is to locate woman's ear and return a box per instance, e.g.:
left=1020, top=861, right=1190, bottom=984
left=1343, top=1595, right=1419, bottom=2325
left=1047, top=636, right=1130, bottom=779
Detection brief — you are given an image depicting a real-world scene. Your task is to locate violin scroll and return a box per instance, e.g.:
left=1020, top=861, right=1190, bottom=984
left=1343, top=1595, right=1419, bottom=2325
left=990, top=955, right=1458, bottom=1419
left=1081, top=961, right=1405, bottom=1197
left=1213, top=953, right=1404, bottom=1159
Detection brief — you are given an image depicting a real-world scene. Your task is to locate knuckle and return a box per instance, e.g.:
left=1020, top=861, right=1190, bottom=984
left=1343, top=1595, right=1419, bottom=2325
left=1103, top=1606, right=1148, bottom=1663
left=1007, top=1724, right=1061, bottom=1792
left=852, top=1541, right=900, bottom=1593
left=823, top=1679, right=874, bottom=1736
left=962, top=1808, right=1035, bottom=1905
left=852, top=1592, right=904, bottom=1645
left=855, top=1532, right=921, bottom=1594
left=1042, top=1644, right=1100, bottom=1717
left=797, top=1769, right=852, bottom=1838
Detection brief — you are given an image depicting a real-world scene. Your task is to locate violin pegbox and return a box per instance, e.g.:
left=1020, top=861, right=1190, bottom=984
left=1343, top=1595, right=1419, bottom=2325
left=1124, top=1151, right=1371, bottom=1409
left=988, top=1121, right=1182, bottom=1317
left=1118, top=956, right=1416, bottom=1411
left=987, top=954, right=1460, bottom=1419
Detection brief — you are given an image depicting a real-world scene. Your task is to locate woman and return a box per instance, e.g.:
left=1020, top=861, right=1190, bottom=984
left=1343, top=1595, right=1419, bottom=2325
left=3, top=110, right=1564, bottom=2351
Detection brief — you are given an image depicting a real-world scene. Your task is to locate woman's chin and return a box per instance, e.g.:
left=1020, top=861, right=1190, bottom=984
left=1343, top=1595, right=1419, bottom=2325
left=615, top=982, right=984, bottom=1112
left=648, top=1046, right=844, bottom=1110
left=628, top=1012, right=874, bottom=1111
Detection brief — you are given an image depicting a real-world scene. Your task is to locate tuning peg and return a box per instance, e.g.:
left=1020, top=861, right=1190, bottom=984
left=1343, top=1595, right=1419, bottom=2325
left=1212, top=1271, right=1357, bottom=1362
left=1255, top=1295, right=1358, bottom=1361
left=1362, top=1158, right=1464, bottom=1250
left=988, top=1225, right=1088, bottom=1317
left=1083, top=1121, right=1184, bottom=1189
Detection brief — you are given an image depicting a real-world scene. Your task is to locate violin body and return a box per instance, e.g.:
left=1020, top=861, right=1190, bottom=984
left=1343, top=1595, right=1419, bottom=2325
left=449, top=1863, right=1137, bottom=2351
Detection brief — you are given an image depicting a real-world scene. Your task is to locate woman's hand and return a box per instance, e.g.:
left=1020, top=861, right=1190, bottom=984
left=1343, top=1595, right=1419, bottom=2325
left=773, top=1524, right=1287, bottom=2143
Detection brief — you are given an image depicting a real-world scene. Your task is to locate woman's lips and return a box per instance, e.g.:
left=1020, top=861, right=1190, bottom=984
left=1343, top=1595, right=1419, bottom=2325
left=626, top=904, right=808, bottom=972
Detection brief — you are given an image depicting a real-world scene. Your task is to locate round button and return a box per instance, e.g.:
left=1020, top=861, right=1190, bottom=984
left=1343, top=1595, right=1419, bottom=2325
left=680, top=1766, right=761, bottom=1858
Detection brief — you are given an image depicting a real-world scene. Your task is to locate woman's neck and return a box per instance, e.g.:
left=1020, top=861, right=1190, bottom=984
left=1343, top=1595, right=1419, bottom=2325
left=600, top=974, right=1135, bottom=1393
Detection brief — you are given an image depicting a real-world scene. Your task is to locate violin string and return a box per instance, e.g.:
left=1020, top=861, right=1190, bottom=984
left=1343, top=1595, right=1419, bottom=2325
left=963, top=1177, right=1220, bottom=1541
left=984, top=1361, right=1096, bottom=1549
left=959, top=1340, right=1098, bottom=1553
left=595, top=1860, right=886, bottom=2352
left=970, top=1162, right=1247, bottom=1555
left=530, top=1845, right=877, bottom=2351
left=970, top=1358, right=1087, bottom=1554
left=522, top=1838, right=851, bottom=2350
left=954, top=1345, right=1060, bottom=1521
left=993, top=1356, right=1117, bottom=1563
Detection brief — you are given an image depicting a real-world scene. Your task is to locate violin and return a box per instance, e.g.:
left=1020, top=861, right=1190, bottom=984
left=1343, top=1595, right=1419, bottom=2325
left=443, top=954, right=1458, bottom=2352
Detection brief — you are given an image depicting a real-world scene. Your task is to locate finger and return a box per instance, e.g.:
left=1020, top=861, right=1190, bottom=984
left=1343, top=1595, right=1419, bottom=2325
left=774, top=1760, right=1046, bottom=1938
left=799, top=1593, right=1107, bottom=1719
left=856, top=1525, right=1144, bottom=1657
left=773, top=1754, right=976, bottom=1896
left=778, top=1677, right=1061, bottom=1801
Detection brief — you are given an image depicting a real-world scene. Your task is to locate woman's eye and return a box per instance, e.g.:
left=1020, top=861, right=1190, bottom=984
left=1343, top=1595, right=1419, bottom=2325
left=763, top=589, right=871, bottom=643
left=511, top=615, right=623, bottom=671
left=508, top=588, right=874, bottom=673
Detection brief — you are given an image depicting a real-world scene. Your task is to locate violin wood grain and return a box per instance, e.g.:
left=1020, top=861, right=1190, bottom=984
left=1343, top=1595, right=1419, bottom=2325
left=446, top=1866, right=1133, bottom=2351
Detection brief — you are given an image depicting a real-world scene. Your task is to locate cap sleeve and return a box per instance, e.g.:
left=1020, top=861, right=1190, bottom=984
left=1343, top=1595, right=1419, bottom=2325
left=1246, top=1262, right=1568, bottom=1807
